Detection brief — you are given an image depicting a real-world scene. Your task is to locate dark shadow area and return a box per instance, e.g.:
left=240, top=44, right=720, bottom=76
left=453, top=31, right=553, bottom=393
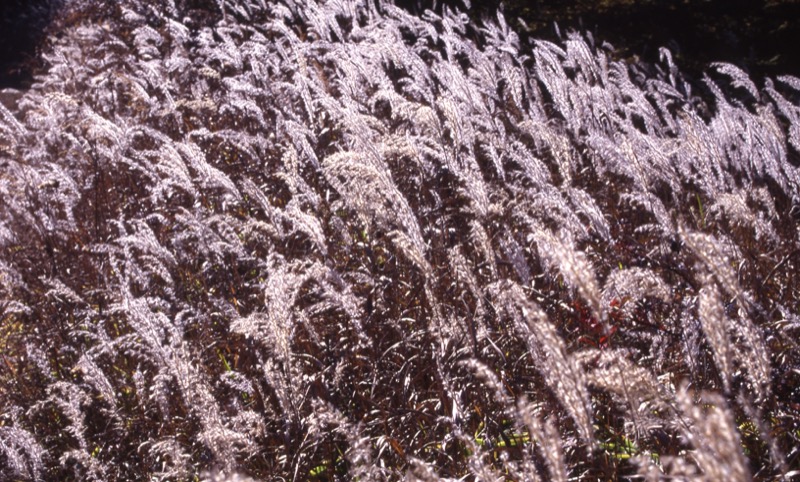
left=399, top=0, right=800, bottom=81
left=0, top=0, right=63, bottom=89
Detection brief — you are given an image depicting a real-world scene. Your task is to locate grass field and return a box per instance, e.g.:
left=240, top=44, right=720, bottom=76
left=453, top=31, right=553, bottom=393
left=1, top=0, right=800, bottom=480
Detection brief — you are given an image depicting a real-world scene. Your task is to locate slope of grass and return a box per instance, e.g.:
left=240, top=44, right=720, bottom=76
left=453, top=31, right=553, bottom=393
left=1, top=0, right=799, bottom=480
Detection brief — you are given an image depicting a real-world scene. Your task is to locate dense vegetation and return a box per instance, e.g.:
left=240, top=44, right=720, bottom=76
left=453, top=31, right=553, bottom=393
left=1, top=0, right=799, bottom=480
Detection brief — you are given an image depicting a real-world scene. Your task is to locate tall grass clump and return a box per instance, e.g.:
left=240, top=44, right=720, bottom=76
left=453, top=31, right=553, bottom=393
left=1, top=0, right=799, bottom=479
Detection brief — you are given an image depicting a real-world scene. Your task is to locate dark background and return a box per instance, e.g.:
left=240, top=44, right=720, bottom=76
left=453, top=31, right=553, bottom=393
left=2, top=0, right=799, bottom=88
left=0, top=0, right=62, bottom=88
left=473, top=0, right=800, bottom=82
